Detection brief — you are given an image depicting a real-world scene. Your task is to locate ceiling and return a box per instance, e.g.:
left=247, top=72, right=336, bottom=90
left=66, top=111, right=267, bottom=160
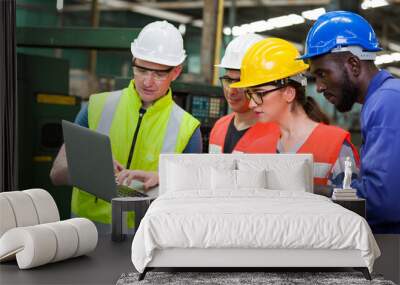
left=61, top=0, right=400, bottom=45
left=22, top=0, right=400, bottom=72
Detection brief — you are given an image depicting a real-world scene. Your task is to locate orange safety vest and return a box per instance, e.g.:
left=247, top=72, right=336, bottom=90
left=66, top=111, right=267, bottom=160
left=209, top=113, right=280, bottom=153
left=298, top=123, right=360, bottom=185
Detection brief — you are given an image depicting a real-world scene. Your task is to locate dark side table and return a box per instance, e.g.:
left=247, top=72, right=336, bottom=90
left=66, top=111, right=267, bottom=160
left=111, top=196, right=154, bottom=242
left=331, top=197, right=366, bottom=218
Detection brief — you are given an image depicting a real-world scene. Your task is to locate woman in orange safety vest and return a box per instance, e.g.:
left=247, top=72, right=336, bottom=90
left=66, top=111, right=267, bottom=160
left=209, top=33, right=280, bottom=154
left=231, top=38, right=360, bottom=186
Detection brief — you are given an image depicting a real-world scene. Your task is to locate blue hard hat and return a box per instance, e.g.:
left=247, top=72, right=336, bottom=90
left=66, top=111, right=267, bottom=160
left=300, top=11, right=382, bottom=60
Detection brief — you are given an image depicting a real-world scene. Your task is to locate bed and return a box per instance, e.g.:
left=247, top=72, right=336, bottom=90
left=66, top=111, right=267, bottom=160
left=131, top=154, right=380, bottom=280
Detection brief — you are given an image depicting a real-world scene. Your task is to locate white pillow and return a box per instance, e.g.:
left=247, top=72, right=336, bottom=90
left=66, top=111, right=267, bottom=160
left=236, top=169, right=267, bottom=189
left=238, top=159, right=309, bottom=191
left=167, top=162, right=211, bottom=191
left=265, top=161, right=308, bottom=191
left=165, top=158, right=237, bottom=193
left=211, top=169, right=268, bottom=191
left=211, top=168, right=236, bottom=190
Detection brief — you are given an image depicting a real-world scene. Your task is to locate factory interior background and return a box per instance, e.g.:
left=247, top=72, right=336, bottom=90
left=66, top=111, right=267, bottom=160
left=1, top=1, right=400, bottom=283
left=2, top=0, right=398, bottom=219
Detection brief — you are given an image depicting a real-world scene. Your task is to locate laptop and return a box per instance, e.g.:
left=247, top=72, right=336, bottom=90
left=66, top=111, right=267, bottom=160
left=62, top=120, right=149, bottom=202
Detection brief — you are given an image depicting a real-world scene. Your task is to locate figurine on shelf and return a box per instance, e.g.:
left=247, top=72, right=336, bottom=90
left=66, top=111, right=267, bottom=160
left=343, top=156, right=353, bottom=190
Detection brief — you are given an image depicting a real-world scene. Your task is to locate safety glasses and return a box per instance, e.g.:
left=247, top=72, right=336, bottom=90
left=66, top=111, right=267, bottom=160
left=132, top=62, right=174, bottom=81
left=219, top=76, right=240, bottom=89
left=245, top=81, right=288, bottom=105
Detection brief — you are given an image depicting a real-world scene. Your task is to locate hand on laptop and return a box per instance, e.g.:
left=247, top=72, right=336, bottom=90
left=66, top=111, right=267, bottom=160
left=116, top=170, right=159, bottom=190
left=113, top=159, right=125, bottom=174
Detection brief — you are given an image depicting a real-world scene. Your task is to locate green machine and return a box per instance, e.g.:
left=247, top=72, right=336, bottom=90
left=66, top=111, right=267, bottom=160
left=15, top=27, right=227, bottom=219
left=16, top=27, right=142, bottom=220
left=115, top=78, right=227, bottom=152
left=16, top=27, right=228, bottom=153
left=17, top=53, right=81, bottom=219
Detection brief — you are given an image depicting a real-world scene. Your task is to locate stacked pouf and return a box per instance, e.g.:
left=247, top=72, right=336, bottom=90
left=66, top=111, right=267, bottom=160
left=0, top=189, right=98, bottom=269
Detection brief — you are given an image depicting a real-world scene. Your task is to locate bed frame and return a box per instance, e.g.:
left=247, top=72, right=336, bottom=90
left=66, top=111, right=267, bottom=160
left=139, top=248, right=371, bottom=280
left=137, top=154, right=372, bottom=281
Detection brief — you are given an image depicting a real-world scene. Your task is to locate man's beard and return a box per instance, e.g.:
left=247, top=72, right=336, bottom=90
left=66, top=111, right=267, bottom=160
left=336, top=69, right=359, bottom=113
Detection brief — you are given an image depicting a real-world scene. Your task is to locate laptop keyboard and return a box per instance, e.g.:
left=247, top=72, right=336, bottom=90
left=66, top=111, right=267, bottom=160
left=117, top=185, right=148, bottom=198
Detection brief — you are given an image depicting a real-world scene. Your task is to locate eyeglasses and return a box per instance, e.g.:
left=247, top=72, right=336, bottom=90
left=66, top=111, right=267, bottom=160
left=245, top=84, right=286, bottom=105
left=133, top=63, right=174, bottom=81
left=219, top=76, right=240, bottom=89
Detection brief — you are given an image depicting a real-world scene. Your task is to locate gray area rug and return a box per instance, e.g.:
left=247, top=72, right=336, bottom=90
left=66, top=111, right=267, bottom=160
left=117, top=271, right=396, bottom=285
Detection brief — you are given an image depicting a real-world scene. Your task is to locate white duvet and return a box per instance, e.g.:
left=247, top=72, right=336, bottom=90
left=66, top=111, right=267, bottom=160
left=131, top=190, right=380, bottom=273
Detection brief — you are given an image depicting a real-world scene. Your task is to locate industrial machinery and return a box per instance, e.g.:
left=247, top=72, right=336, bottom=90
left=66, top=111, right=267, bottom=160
left=16, top=27, right=228, bottom=219
left=17, top=53, right=81, bottom=219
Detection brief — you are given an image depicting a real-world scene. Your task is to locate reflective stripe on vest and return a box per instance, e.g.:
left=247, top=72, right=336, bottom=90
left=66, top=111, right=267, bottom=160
left=161, top=104, right=185, bottom=153
left=209, top=144, right=222, bottom=154
left=96, top=90, right=123, bottom=135
left=72, top=82, right=200, bottom=226
left=96, top=91, right=184, bottom=152
left=208, top=144, right=245, bottom=154
left=297, top=123, right=357, bottom=186
left=314, top=162, right=332, bottom=182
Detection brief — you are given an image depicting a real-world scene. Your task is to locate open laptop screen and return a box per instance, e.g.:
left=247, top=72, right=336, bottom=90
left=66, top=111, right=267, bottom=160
left=62, top=120, right=117, bottom=202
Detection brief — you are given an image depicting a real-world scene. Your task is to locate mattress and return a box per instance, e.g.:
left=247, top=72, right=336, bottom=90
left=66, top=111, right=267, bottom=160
left=131, top=190, right=380, bottom=273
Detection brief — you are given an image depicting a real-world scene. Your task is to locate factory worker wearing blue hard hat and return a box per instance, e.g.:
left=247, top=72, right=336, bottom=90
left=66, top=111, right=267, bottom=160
left=302, top=11, right=400, bottom=234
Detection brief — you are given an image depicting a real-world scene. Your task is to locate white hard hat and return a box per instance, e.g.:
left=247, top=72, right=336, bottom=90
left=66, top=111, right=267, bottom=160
left=131, top=21, right=186, bottom=66
left=216, top=33, right=264, bottom=70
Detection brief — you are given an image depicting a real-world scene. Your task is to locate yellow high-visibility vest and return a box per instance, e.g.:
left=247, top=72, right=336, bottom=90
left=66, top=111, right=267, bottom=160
left=71, top=80, right=200, bottom=225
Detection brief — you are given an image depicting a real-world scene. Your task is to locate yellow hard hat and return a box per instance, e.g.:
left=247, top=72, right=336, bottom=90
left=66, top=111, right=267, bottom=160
left=231, top=38, right=309, bottom=88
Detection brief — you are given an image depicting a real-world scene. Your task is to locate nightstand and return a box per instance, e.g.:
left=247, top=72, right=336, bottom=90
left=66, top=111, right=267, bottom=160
left=111, top=196, right=154, bottom=242
left=331, top=198, right=366, bottom=218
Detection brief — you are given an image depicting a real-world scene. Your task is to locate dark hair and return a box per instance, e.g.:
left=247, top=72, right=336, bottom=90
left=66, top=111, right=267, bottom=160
left=289, top=81, right=330, bottom=125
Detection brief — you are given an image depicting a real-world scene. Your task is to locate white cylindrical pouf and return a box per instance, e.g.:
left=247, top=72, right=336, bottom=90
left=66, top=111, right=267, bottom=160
left=66, top=218, right=98, bottom=257
left=1, top=192, right=39, bottom=227
left=0, top=196, right=17, bottom=238
left=24, top=189, right=60, bottom=223
left=0, top=226, right=57, bottom=269
left=42, top=221, right=79, bottom=262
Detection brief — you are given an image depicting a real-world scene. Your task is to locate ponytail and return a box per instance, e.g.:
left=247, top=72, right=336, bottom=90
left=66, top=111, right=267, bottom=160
left=303, top=96, right=330, bottom=125
left=290, top=81, right=330, bottom=125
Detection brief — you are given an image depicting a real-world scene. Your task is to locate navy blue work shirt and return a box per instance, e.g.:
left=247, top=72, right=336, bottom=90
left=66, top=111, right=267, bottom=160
left=352, top=70, right=400, bottom=234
